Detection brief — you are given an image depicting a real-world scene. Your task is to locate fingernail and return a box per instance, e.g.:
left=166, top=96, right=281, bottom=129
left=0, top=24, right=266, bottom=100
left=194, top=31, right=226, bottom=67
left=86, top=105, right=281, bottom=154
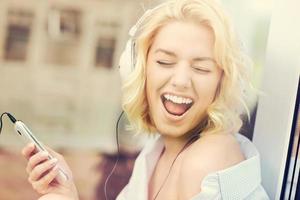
left=41, top=152, right=48, bottom=157
left=53, top=165, right=59, bottom=171
left=50, top=158, right=58, bottom=165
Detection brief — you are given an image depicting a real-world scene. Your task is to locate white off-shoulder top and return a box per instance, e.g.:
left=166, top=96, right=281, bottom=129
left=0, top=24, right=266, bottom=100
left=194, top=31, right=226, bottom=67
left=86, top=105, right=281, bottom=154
left=116, top=133, right=270, bottom=200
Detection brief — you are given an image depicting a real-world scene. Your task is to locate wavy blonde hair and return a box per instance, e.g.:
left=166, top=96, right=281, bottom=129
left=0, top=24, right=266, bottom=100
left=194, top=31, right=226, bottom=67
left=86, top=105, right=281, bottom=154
left=122, top=0, right=253, bottom=136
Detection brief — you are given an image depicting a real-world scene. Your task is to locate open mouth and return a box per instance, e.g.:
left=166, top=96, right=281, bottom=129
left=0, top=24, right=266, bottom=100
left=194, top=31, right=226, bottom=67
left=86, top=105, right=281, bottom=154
left=161, top=93, right=194, bottom=116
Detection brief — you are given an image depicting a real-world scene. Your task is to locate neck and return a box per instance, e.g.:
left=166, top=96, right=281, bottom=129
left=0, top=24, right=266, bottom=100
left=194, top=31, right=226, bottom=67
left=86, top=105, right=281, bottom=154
left=160, top=122, right=205, bottom=159
left=161, top=134, right=200, bottom=160
left=161, top=135, right=188, bottom=158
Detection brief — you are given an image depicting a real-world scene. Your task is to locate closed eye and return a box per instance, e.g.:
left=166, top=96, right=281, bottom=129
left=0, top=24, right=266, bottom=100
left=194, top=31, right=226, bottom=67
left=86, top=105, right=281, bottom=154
left=192, top=66, right=211, bottom=73
left=156, top=61, right=175, bottom=66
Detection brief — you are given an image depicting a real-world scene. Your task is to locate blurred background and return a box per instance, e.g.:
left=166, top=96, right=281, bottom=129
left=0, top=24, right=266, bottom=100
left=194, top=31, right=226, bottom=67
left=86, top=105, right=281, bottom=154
left=0, top=0, right=272, bottom=199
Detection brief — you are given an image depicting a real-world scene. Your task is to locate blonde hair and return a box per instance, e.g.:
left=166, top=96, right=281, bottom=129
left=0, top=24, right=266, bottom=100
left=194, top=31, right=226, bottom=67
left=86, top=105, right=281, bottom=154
left=122, top=0, right=253, bottom=136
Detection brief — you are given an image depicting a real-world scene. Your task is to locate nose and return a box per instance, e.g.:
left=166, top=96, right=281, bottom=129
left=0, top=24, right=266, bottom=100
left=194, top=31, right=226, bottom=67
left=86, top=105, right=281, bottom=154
left=170, top=61, right=192, bottom=90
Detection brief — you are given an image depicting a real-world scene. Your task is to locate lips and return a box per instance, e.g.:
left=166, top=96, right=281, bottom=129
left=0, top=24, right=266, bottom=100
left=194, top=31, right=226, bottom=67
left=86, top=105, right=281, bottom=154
left=161, top=93, right=194, bottom=116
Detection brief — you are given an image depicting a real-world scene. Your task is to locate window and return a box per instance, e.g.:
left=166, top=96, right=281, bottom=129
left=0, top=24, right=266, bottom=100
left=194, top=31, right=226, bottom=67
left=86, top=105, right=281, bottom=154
left=4, top=9, right=33, bottom=61
left=94, top=20, right=119, bottom=69
left=47, top=8, right=81, bottom=41
left=95, top=37, right=115, bottom=69
left=45, top=8, right=81, bottom=66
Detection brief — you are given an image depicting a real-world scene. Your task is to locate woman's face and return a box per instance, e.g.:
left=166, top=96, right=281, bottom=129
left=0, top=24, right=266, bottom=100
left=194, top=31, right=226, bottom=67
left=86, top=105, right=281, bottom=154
left=146, top=21, right=223, bottom=138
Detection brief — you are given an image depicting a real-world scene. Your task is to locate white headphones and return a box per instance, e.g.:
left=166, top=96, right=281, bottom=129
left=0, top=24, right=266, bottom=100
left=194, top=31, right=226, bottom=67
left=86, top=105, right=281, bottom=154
left=118, top=2, right=169, bottom=82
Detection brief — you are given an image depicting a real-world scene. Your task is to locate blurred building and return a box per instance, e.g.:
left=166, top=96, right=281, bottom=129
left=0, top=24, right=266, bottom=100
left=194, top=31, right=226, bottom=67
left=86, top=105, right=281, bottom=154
left=0, top=2, right=152, bottom=198
left=0, top=0, right=153, bottom=151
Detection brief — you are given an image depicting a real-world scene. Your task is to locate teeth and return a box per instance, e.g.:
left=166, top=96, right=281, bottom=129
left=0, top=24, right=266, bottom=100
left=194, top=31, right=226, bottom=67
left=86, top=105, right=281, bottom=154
left=163, top=94, right=193, bottom=104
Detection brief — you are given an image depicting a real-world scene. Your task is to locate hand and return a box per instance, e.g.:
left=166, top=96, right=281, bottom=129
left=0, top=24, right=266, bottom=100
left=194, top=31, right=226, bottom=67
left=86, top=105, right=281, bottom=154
left=22, top=143, right=79, bottom=200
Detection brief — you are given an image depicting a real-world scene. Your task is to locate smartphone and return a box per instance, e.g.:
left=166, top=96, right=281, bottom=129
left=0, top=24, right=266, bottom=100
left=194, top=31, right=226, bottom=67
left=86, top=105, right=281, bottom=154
left=14, top=120, right=69, bottom=183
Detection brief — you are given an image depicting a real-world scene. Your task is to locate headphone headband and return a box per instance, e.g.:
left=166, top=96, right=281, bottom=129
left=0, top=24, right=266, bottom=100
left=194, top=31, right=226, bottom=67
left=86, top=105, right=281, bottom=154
left=129, top=2, right=169, bottom=37
left=119, top=2, right=170, bottom=82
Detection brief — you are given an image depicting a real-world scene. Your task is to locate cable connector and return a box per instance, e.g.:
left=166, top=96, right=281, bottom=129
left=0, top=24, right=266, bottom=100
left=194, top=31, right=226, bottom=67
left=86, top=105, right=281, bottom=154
left=0, top=112, right=18, bottom=134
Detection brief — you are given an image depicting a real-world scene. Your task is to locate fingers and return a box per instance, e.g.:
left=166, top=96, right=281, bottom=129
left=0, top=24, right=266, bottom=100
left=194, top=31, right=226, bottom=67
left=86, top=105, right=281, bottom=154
left=27, top=155, right=60, bottom=194
left=29, top=158, right=58, bottom=182
left=22, top=143, right=72, bottom=194
left=31, top=165, right=60, bottom=194
left=22, top=143, right=36, bottom=160
left=26, top=151, right=50, bottom=173
left=21, top=144, right=74, bottom=195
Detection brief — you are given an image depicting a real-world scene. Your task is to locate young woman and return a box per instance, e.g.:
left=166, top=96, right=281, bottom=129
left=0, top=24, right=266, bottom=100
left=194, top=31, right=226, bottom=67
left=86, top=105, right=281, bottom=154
left=22, top=0, right=270, bottom=199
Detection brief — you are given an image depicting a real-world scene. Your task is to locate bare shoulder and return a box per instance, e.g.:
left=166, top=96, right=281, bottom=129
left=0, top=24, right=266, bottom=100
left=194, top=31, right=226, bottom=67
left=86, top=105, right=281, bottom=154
left=185, top=133, right=245, bottom=168
left=177, top=133, right=245, bottom=199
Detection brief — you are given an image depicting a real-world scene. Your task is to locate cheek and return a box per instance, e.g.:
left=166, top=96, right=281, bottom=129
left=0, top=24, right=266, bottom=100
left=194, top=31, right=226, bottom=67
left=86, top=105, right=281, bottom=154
left=145, top=73, right=158, bottom=110
left=195, top=77, right=220, bottom=103
left=146, top=66, right=167, bottom=114
left=146, top=62, right=168, bottom=94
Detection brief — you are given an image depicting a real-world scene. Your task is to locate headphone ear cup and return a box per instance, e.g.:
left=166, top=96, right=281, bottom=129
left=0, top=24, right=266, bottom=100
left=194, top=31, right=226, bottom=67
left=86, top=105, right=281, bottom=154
left=119, top=39, right=134, bottom=82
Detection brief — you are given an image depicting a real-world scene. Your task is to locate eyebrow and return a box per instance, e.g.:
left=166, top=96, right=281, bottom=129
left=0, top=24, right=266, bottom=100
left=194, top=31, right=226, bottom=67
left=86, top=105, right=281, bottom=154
left=154, top=48, right=217, bottom=63
left=154, top=48, right=177, bottom=57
